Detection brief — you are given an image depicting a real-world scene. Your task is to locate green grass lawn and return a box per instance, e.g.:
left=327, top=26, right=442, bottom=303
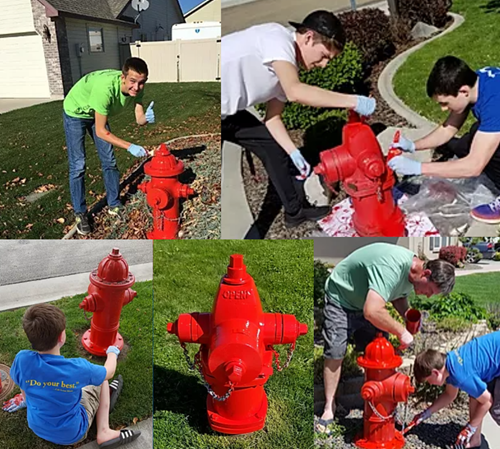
left=0, top=281, right=152, bottom=449
left=0, top=82, right=220, bottom=239
left=153, top=240, right=314, bottom=449
left=393, top=0, right=500, bottom=129
left=453, top=271, right=500, bottom=308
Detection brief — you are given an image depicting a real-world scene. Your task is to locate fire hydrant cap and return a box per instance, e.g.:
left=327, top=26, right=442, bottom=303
left=91, top=248, right=135, bottom=287
left=357, top=333, right=402, bottom=369
left=144, top=143, right=184, bottom=177
left=224, top=254, right=249, bottom=285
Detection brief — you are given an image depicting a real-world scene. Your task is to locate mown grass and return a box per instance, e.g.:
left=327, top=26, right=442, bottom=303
left=153, top=240, right=314, bottom=449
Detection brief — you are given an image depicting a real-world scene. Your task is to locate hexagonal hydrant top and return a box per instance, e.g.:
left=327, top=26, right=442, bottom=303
left=144, top=143, right=185, bottom=177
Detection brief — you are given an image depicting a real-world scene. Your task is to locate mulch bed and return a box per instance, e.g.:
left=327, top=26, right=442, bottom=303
left=72, top=135, right=221, bottom=239
left=241, top=36, right=433, bottom=239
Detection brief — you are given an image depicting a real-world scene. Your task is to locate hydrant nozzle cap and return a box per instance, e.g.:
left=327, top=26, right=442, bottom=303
left=224, top=254, right=248, bottom=284
left=167, top=322, right=176, bottom=334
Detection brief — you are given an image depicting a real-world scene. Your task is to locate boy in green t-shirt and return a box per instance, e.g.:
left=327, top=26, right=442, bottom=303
left=63, top=57, right=155, bottom=235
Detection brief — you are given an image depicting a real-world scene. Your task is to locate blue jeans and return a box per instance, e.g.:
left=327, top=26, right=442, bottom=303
left=63, top=111, right=120, bottom=214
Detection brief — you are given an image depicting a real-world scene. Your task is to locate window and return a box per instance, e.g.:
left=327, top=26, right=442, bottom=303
left=429, top=237, right=449, bottom=252
left=88, top=28, right=104, bottom=52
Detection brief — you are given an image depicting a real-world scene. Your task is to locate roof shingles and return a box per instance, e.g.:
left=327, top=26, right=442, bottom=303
left=44, top=0, right=131, bottom=21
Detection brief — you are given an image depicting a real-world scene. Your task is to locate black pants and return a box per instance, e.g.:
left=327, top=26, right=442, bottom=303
left=441, top=122, right=500, bottom=190
left=222, top=110, right=304, bottom=215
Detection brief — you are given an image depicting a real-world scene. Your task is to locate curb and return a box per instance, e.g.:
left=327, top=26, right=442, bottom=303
left=377, top=12, right=465, bottom=129
left=62, top=134, right=221, bottom=240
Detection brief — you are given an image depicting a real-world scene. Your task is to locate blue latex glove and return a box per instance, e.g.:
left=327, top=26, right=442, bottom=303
left=106, top=346, right=121, bottom=356
left=2, top=394, right=26, bottom=413
left=127, top=144, right=147, bottom=157
left=388, top=155, right=422, bottom=176
left=354, top=96, right=376, bottom=116
left=145, top=101, right=155, bottom=124
left=290, top=149, right=311, bottom=180
left=393, top=134, right=416, bottom=153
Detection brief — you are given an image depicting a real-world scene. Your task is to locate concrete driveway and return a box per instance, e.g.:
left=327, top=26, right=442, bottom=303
left=0, top=97, right=63, bottom=114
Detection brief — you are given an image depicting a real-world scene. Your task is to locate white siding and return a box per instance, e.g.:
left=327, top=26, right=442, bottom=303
left=0, top=0, right=36, bottom=35
left=65, top=18, right=133, bottom=84
left=185, top=0, right=221, bottom=23
left=123, top=0, right=184, bottom=41
left=0, top=35, right=50, bottom=97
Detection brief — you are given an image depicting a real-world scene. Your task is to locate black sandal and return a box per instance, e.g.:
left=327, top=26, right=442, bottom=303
left=98, top=429, right=141, bottom=448
left=109, top=375, right=123, bottom=413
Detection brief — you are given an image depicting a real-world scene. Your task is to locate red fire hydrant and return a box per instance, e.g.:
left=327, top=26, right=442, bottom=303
left=79, top=248, right=137, bottom=356
left=138, top=143, right=195, bottom=239
left=314, top=112, right=406, bottom=236
left=167, top=254, right=308, bottom=435
left=354, top=333, right=415, bottom=449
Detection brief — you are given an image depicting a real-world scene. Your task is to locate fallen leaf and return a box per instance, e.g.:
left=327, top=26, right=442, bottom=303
left=132, top=417, right=138, bottom=425
left=56, top=218, right=65, bottom=224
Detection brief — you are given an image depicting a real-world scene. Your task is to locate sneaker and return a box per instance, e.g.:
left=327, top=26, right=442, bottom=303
left=285, top=206, right=331, bottom=228
left=471, top=197, right=500, bottom=224
left=75, top=213, right=91, bottom=235
left=108, top=205, right=125, bottom=217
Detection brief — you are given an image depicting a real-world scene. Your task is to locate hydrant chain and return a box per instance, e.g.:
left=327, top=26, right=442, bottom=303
left=82, top=309, right=92, bottom=322
left=180, top=342, right=234, bottom=402
left=269, top=343, right=296, bottom=372
left=367, top=400, right=395, bottom=421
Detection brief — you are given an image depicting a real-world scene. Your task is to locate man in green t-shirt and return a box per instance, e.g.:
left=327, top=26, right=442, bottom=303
left=63, top=57, right=155, bottom=235
left=317, top=242, right=455, bottom=432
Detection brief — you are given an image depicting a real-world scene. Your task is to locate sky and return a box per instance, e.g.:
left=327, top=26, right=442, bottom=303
left=178, top=0, right=206, bottom=14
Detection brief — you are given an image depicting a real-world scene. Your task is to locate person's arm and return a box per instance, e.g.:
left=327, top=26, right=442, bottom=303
left=135, top=103, right=147, bottom=126
left=363, top=290, right=407, bottom=338
left=422, top=131, right=500, bottom=178
left=414, top=110, right=469, bottom=151
left=469, top=389, right=493, bottom=428
left=104, top=352, right=118, bottom=381
left=94, top=112, right=132, bottom=150
left=428, top=384, right=459, bottom=415
left=272, top=60, right=357, bottom=109
left=264, top=98, right=297, bottom=155
left=391, top=297, right=410, bottom=320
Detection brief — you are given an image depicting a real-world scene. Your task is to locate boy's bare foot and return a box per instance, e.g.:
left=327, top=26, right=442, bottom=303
left=97, top=429, right=120, bottom=445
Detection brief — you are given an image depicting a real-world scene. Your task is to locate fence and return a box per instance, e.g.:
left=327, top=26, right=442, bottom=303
left=130, top=38, right=221, bottom=82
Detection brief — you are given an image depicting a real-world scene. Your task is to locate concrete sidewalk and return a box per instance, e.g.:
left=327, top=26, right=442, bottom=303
left=456, top=260, right=500, bottom=277
left=0, top=97, right=63, bottom=114
left=78, top=417, right=152, bottom=449
left=222, top=0, right=385, bottom=35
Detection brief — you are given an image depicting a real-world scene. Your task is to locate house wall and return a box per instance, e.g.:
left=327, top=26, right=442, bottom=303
left=122, top=0, right=184, bottom=42
left=65, top=17, right=133, bottom=83
left=2, top=0, right=37, bottom=33
left=185, top=0, right=221, bottom=22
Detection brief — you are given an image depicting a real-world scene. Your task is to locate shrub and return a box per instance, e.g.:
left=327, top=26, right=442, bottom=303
left=397, top=0, right=452, bottom=28
left=439, top=245, right=467, bottom=267
left=338, top=8, right=395, bottom=68
left=280, top=42, right=364, bottom=130
left=414, top=291, right=487, bottom=322
left=494, top=252, right=500, bottom=262
left=389, top=17, right=413, bottom=47
left=314, top=260, right=331, bottom=308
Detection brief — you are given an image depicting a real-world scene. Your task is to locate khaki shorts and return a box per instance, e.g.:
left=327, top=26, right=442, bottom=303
left=75, top=385, right=101, bottom=443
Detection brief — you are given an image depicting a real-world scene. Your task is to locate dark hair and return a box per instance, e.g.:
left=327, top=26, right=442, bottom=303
left=414, top=349, right=446, bottom=383
left=296, top=26, right=345, bottom=52
left=425, top=258, right=455, bottom=295
left=291, top=11, right=346, bottom=52
left=426, top=56, right=477, bottom=98
left=22, top=303, right=66, bottom=351
left=122, top=57, right=149, bottom=77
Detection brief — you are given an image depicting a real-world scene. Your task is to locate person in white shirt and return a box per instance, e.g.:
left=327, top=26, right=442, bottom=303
left=222, top=10, right=376, bottom=228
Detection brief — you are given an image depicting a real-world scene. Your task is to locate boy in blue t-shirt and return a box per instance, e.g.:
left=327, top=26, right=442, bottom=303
left=387, top=56, right=500, bottom=224
left=2, top=303, right=140, bottom=448
left=408, top=332, right=500, bottom=449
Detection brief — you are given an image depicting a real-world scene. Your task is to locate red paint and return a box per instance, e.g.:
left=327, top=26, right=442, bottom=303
left=138, top=143, right=195, bottom=239
left=79, top=248, right=137, bottom=356
left=106, top=131, right=111, bottom=136
left=167, top=255, right=308, bottom=435
left=354, top=334, right=415, bottom=449
left=313, top=112, right=405, bottom=236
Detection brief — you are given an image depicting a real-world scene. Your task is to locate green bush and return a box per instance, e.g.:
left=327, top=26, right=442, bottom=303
left=411, top=291, right=487, bottom=322
left=339, top=8, right=395, bottom=68
left=397, top=0, right=452, bottom=28
left=314, top=259, right=330, bottom=308
left=280, top=43, right=364, bottom=130
left=493, top=252, right=500, bottom=261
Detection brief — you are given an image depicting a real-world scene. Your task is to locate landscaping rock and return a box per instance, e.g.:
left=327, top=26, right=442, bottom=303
left=411, top=22, right=440, bottom=40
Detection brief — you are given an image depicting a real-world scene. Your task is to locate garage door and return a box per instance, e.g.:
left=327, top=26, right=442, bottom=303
left=0, top=34, right=50, bottom=98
